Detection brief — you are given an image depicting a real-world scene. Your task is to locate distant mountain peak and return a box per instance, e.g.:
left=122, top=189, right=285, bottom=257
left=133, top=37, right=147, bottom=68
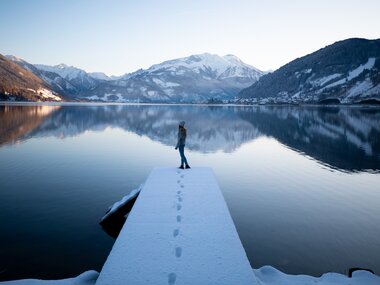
left=5, top=55, right=25, bottom=62
left=56, top=63, right=69, bottom=69
left=88, top=72, right=112, bottom=81
left=148, top=53, right=262, bottom=79
left=35, top=63, right=88, bottom=81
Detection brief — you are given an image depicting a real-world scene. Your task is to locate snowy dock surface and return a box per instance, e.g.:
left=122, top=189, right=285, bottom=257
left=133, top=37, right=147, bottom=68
left=96, top=167, right=257, bottom=285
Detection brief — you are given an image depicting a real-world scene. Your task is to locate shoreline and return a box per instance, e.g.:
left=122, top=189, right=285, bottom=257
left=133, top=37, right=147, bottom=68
left=1, top=266, right=379, bottom=285
left=1, top=100, right=380, bottom=108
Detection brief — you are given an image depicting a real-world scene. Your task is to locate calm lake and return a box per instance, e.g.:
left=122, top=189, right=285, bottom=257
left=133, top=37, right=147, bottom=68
left=0, top=103, right=379, bottom=281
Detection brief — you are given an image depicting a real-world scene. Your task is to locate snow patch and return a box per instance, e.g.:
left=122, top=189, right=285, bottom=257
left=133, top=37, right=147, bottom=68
left=164, top=88, right=175, bottom=96
left=87, top=93, right=124, bottom=102
left=37, top=89, right=62, bottom=101
left=100, top=185, right=142, bottom=223
left=291, top=91, right=301, bottom=99
left=254, top=266, right=380, bottom=285
left=2, top=267, right=378, bottom=285
left=0, top=270, right=98, bottom=285
left=362, top=83, right=380, bottom=97
left=88, top=72, right=111, bottom=81
left=311, top=73, right=342, bottom=86
left=6, top=55, right=24, bottom=62
left=152, top=78, right=180, bottom=87
left=345, top=79, right=373, bottom=100
left=323, top=58, right=376, bottom=90
left=348, top=58, right=376, bottom=79
left=175, top=69, right=186, bottom=75
left=86, top=95, right=104, bottom=101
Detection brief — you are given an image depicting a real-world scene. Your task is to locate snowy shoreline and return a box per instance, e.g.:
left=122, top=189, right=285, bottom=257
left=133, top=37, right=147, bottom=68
left=1, top=267, right=379, bottom=285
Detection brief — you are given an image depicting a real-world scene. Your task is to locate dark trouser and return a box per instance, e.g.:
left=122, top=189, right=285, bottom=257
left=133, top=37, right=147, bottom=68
left=178, top=145, right=188, bottom=166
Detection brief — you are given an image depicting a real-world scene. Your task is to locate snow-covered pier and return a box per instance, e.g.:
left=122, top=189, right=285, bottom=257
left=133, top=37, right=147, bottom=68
left=96, top=167, right=257, bottom=285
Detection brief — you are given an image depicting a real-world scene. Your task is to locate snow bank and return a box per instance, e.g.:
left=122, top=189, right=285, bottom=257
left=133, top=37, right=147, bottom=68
left=0, top=271, right=98, bottom=285
left=254, top=266, right=380, bottom=285
left=3, top=267, right=378, bottom=285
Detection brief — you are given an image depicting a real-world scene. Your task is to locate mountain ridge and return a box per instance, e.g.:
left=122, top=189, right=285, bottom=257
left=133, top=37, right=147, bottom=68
left=3, top=53, right=263, bottom=103
left=237, top=38, right=380, bottom=104
left=2, top=38, right=380, bottom=103
left=0, top=54, right=62, bottom=101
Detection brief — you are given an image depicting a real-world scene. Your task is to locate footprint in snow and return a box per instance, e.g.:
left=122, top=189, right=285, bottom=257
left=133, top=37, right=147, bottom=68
left=168, top=273, right=176, bottom=285
left=176, top=215, right=181, bottom=223
left=173, top=228, right=179, bottom=237
left=177, top=204, right=182, bottom=211
left=175, top=247, right=182, bottom=258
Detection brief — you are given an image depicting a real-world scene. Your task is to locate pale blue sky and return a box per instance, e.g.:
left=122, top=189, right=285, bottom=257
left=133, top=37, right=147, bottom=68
left=1, top=0, right=379, bottom=75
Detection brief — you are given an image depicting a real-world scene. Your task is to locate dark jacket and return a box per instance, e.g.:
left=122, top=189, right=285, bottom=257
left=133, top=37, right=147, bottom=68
left=176, top=127, right=187, bottom=148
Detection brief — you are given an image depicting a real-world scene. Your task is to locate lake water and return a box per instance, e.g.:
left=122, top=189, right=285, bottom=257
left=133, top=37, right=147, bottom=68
left=0, top=103, right=379, bottom=281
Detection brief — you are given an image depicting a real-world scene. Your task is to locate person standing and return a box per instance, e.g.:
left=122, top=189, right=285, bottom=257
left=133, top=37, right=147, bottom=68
left=175, top=121, right=190, bottom=169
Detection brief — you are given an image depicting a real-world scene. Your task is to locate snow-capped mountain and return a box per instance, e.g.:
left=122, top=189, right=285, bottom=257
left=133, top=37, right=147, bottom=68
left=0, top=54, right=62, bottom=102
left=88, top=72, right=112, bottom=81
left=35, top=63, right=99, bottom=91
left=4, top=53, right=263, bottom=103
left=4, top=39, right=379, bottom=104
left=105, top=53, right=264, bottom=102
left=148, top=53, right=261, bottom=80
left=238, top=38, right=380, bottom=104
left=5, top=55, right=78, bottom=97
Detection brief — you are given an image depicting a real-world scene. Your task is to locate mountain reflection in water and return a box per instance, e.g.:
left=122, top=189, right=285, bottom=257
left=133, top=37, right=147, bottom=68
left=1, top=104, right=379, bottom=172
